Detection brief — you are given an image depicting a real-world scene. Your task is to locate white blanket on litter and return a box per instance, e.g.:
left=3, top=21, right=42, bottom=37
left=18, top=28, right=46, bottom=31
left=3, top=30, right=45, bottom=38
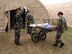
left=41, top=23, right=52, bottom=29
left=30, top=23, right=52, bottom=29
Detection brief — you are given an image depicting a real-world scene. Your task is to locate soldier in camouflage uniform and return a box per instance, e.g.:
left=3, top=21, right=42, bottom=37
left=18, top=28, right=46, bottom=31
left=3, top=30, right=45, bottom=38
left=13, top=8, right=24, bottom=45
left=26, top=11, right=34, bottom=34
left=52, top=12, right=67, bottom=48
left=14, top=22, right=20, bottom=45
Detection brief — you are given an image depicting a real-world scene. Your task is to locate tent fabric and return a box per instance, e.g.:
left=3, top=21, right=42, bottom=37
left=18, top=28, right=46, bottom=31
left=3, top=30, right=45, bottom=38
left=4, top=3, right=23, bottom=11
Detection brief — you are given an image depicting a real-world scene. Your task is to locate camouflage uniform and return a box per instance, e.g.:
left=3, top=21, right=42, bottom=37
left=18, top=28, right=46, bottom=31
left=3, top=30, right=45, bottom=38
left=14, top=10, right=23, bottom=28
left=27, top=15, right=34, bottom=34
left=14, top=23, right=20, bottom=45
left=13, top=10, right=24, bottom=45
left=53, top=16, right=67, bottom=47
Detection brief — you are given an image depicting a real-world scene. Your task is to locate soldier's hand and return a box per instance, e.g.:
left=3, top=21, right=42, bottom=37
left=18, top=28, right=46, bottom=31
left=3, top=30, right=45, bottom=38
left=65, top=26, right=68, bottom=30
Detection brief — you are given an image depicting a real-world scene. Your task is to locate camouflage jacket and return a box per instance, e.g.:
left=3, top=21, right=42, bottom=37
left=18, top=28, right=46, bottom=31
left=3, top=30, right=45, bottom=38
left=13, top=10, right=24, bottom=28
left=57, top=16, right=67, bottom=33
left=27, top=15, right=34, bottom=24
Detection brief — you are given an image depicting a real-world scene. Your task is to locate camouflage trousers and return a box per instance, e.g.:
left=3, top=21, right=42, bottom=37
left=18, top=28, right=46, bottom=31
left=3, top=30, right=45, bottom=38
left=55, top=32, right=63, bottom=44
left=15, top=30, right=20, bottom=44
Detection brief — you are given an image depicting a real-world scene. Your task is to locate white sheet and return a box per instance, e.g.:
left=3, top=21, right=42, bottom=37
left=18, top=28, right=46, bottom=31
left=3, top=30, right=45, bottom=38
left=30, top=23, right=52, bottom=29
left=41, top=23, right=52, bottom=29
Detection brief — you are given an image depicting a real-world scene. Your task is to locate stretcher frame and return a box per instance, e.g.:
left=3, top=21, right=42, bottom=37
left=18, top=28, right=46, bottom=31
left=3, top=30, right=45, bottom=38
left=29, top=25, right=56, bottom=43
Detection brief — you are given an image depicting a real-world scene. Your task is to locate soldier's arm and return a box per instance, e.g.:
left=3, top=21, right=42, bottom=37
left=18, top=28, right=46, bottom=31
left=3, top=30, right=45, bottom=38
left=64, top=19, right=68, bottom=30
left=20, top=9, right=25, bottom=16
left=57, top=19, right=62, bottom=26
left=26, top=15, right=29, bottom=23
left=32, top=16, right=34, bottom=24
left=56, top=19, right=62, bottom=30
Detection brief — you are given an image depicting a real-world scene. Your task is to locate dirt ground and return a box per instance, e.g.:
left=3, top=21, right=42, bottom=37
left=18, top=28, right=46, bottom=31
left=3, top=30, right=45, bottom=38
left=0, top=28, right=72, bottom=54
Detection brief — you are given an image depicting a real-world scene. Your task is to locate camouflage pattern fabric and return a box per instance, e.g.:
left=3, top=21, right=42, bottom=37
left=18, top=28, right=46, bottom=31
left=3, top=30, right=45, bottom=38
left=27, top=15, right=34, bottom=34
left=14, top=23, right=20, bottom=44
left=56, top=16, right=67, bottom=39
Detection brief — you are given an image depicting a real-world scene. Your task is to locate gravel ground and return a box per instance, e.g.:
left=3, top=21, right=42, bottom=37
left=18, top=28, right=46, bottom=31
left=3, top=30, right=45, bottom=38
left=0, top=28, right=72, bottom=54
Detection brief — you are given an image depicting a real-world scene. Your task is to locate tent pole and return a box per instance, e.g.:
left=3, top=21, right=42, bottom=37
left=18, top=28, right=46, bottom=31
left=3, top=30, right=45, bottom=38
left=8, top=11, right=10, bottom=32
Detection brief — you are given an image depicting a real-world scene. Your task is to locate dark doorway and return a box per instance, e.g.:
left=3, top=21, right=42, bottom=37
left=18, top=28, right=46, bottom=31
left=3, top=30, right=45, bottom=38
left=10, top=9, right=26, bottom=30
left=10, top=9, right=17, bottom=29
left=5, top=8, right=26, bottom=32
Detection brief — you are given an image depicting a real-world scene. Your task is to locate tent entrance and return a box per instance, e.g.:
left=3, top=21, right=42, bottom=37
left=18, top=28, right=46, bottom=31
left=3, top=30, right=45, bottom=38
left=5, top=8, right=26, bottom=32
left=10, top=9, right=17, bottom=29
left=10, top=9, right=26, bottom=29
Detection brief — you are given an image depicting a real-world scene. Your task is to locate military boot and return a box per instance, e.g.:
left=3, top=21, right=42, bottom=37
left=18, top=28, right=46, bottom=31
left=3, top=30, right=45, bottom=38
left=52, top=41, right=58, bottom=46
left=60, top=43, right=64, bottom=48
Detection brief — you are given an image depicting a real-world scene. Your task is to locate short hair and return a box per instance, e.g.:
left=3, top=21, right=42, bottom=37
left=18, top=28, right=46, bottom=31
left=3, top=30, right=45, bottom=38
left=17, top=7, right=21, bottom=10
left=16, top=8, right=21, bottom=13
left=57, top=11, right=63, bottom=16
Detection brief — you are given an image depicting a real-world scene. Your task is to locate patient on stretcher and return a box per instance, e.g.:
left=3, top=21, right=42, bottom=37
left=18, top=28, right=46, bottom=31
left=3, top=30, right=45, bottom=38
left=40, top=23, right=52, bottom=29
left=30, top=23, right=56, bottom=30
left=40, top=23, right=56, bottom=31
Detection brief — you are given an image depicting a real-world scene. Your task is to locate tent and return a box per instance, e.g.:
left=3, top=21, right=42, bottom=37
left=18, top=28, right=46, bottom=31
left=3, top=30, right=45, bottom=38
left=0, top=0, right=49, bottom=32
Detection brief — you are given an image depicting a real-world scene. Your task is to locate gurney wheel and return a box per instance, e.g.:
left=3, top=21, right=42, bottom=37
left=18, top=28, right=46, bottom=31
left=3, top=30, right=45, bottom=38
left=31, top=33, right=39, bottom=43
left=39, top=31, right=46, bottom=40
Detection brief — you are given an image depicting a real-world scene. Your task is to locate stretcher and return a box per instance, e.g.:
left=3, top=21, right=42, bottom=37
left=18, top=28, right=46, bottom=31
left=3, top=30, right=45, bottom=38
left=29, top=23, right=56, bottom=43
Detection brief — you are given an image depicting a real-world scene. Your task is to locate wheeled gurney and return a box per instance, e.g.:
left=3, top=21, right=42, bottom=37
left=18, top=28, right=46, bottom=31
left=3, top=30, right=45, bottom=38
left=29, top=23, right=56, bottom=43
